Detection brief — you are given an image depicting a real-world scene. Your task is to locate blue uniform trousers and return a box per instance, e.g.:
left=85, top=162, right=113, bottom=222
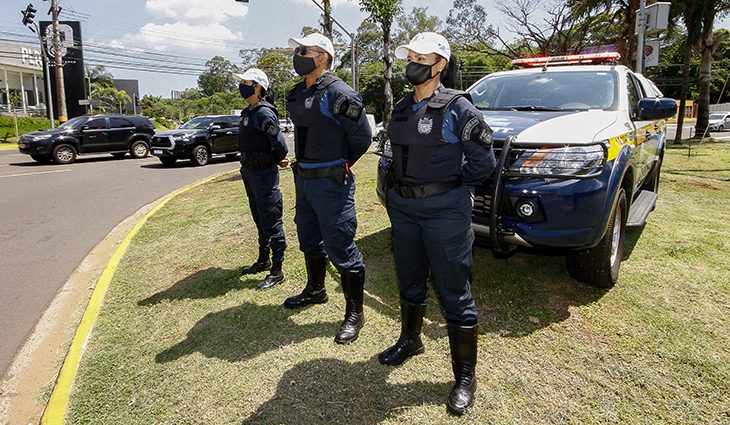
left=294, top=172, right=364, bottom=272
left=240, top=165, right=287, bottom=264
left=387, top=185, right=478, bottom=325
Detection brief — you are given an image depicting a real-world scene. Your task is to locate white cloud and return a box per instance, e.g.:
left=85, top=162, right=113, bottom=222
left=146, top=0, right=249, bottom=24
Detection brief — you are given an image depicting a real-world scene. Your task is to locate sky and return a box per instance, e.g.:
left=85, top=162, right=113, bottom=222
left=1, top=0, right=729, bottom=97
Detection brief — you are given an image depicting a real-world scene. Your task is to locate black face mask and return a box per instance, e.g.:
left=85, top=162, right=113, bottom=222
left=406, top=61, right=439, bottom=86
left=239, top=83, right=256, bottom=99
left=293, top=55, right=317, bottom=76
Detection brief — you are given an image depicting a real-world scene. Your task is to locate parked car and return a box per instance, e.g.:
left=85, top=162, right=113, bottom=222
left=150, top=115, right=240, bottom=166
left=708, top=112, right=730, bottom=132
left=376, top=52, right=677, bottom=288
left=17, top=114, right=155, bottom=164
left=279, top=118, right=294, bottom=133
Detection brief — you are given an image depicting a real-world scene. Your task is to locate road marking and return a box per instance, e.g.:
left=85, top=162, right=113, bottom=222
left=40, top=169, right=236, bottom=425
left=0, top=169, right=71, bottom=179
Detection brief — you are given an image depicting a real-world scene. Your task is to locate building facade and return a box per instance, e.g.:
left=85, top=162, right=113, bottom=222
left=0, top=40, right=47, bottom=115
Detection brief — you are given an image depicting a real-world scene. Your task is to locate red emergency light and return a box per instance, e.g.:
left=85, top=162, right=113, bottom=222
left=511, top=52, right=621, bottom=68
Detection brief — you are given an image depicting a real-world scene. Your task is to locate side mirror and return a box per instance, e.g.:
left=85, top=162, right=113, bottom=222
left=637, top=97, right=677, bottom=120
left=81, top=125, right=89, bottom=131
left=209, top=125, right=221, bottom=131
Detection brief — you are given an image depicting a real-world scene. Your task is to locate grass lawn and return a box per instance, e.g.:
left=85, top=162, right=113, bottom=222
left=67, top=144, right=729, bottom=424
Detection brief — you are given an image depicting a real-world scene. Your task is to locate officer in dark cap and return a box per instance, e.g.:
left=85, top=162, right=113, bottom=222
left=284, top=33, right=372, bottom=345
left=235, top=68, right=289, bottom=290
left=377, top=32, right=496, bottom=415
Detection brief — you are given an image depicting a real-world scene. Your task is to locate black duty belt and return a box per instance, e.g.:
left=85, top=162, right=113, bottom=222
left=242, top=153, right=275, bottom=171
left=292, top=162, right=347, bottom=184
left=393, top=180, right=460, bottom=199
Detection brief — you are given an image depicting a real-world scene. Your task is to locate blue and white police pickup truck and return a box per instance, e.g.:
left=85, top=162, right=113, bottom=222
left=376, top=53, right=677, bottom=288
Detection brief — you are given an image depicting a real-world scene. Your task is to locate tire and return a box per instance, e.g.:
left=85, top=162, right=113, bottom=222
left=565, top=188, right=628, bottom=288
left=52, top=144, right=77, bottom=164
left=159, top=157, right=177, bottom=166
left=190, top=145, right=210, bottom=166
left=130, top=140, right=150, bottom=158
left=225, top=153, right=239, bottom=161
left=30, top=154, right=52, bottom=164
left=112, top=152, right=127, bottom=159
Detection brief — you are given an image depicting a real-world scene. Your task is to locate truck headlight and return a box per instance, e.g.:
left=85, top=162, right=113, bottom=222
left=31, top=135, right=51, bottom=142
left=508, top=143, right=606, bottom=177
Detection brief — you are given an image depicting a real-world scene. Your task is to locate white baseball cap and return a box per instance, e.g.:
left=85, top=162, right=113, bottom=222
left=395, top=32, right=451, bottom=61
left=288, top=33, right=335, bottom=59
left=232, top=68, right=269, bottom=90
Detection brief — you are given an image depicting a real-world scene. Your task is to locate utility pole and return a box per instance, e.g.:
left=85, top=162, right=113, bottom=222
left=636, top=0, right=646, bottom=73
left=309, top=0, right=357, bottom=90
left=50, top=0, right=67, bottom=123
left=322, top=0, right=333, bottom=40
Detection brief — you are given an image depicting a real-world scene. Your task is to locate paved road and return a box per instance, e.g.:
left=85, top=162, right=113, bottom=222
left=0, top=149, right=244, bottom=376
left=666, top=124, right=729, bottom=141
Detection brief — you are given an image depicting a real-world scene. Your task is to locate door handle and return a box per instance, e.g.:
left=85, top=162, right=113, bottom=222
left=226, top=131, right=233, bottom=135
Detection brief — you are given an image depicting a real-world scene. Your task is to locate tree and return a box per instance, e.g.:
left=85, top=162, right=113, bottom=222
left=694, top=0, right=730, bottom=136
left=359, top=61, right=409, bottom=122
left=85, top=65, right=114, bottom=88
left=90, top=84, right=131, bottom=113
left=198, top=56, right=240, bottom=97
left=359, top=0, right=403, bottom=128
left=568, top=0, right=640, bottom=67
left=446, top=0, right=504, bottom=58
left=394, top=6, right=443, bottom=46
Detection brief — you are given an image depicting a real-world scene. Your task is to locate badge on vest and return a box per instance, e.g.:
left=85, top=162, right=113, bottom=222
left=417, top=117, right=433, bottom=135
left=304, top=96, right=315, bottom=109
left=243, top=117, right=249, bottom=126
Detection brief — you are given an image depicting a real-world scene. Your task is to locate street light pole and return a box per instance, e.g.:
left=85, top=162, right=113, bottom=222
left=636, top=0, right=646, bottom=73
left=309, top=0, right=357, bottom=90
left=50, top=0, right=67, bottom=122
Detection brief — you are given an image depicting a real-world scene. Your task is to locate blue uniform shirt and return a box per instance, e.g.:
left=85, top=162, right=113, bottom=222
left=297, top=73, right=372, bottom=169
left=248, top=104, right=288, bottom=162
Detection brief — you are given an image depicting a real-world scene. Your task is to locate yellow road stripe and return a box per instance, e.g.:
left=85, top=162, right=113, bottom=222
left=41, top=170, right=236, bottom=425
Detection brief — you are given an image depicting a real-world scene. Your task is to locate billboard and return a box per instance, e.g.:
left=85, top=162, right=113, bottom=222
left=39, top=21, right=86, bottom=120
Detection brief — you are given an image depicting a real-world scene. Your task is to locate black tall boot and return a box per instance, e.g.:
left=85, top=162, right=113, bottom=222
left=378, top=299, right=426, bottom=365
left=241, top=248, right=271, bottom=275
left=256, top=261, right=285, bottom=290
left=446, top=322, right=478, bottom=416
left=283, top=255, right=328, bottom=308
left=334, top=269, right=365, bottom=344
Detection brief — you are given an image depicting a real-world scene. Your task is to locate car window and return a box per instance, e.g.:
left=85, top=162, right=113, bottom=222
left=227, top=116, right=241, bottom=126
left=213, top=121, right=229, bottom=128
left=469, top=71, right=617, bottom=111
left=109, top=117, right=133, bottom=128
left=85, top=118, right=107, bottom=130
left=180, top=117, right=216, bottom=129
left=626, top=75, right=641, bottom=120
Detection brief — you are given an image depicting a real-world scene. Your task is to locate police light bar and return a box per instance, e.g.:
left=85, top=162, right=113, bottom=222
left=512, top=52, right=621, bottom=68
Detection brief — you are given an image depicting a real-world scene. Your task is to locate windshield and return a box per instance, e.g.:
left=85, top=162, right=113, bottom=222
left=469, top=70, right=617, bottom=111
left=59, top=116, right=88, bottom=129
left=709, top=114, right=725, bottom=120
left=180, top=117, right=216, bottom=129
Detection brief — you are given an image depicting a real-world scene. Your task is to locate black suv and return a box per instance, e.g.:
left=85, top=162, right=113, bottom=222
left=150, top=115, right=240, bottom=166
left=18, top=114, right=155, bottom=164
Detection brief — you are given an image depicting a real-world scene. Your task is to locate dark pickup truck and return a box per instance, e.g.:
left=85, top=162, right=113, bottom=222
left=150, top=115, right=241, bottom=166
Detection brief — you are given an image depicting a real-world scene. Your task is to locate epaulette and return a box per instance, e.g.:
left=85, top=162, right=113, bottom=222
left=313, top=74, right=339, bottom=95
left=252, top=100, right=278, bottom=116
left=427, top=88, right=473, bottom=111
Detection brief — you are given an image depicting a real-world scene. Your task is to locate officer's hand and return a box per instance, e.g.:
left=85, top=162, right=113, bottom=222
left=278, top=157, right=290, bottom=168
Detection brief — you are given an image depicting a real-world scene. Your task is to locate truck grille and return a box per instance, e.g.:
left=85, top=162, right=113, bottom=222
left=473, top=190, right=493, bottom=215
left=151, top=135, right=173, bottom=148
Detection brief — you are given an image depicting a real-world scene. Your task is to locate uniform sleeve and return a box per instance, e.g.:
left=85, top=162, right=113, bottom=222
left=328, top=83, right=372, bottom=165
left=450, top=98, right=496, bottom=186
left=255, top=107, right=288, bottom=161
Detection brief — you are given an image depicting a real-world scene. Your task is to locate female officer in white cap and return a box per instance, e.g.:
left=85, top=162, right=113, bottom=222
left=377, top=32, right=496, bottom=415
left=234, top=68, right=289, bottom=290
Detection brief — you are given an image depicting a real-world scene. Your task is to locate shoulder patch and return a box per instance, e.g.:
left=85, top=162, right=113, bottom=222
left=260, top=116, right=280, bottom=137
left=461, top=115, right=493, bottom=148
left=333, top=94, right=363, bottom=120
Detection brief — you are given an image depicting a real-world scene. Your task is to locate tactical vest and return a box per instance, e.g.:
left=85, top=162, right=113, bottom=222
left=286, top=74, right=347, bottom=163
left=239, top=101, right=278, bottom=154
left=388, top=89, right=468, bottom=185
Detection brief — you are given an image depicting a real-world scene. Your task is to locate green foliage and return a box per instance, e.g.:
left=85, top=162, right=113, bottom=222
left=90, top=83, right=131, bottom=114
left=198, top=56, right=240, bottom=97
left=85, top=65, right=114, bottom=88
left=0, top=116, right=56, bottom=141
left=140, top=90, right=246, bottom=125
left=394, top=6, right=443, bottom=46
left=360, top=61, right=409, bottom=122
left=359, top=0, right=403, bottom=32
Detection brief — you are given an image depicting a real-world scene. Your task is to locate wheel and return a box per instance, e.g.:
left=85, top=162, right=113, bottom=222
left=30, top=154, right=52, bottom=164
left=719, top=125, right=724, bottom=132
left=159, top=157, right=177, bottom=166
left=52, top=144, right=77, bottom=164
left=112, top=152, right=127, bottom=159
left=565, top=188, right=628, bottom=288
left=191, top=145, right=210, bottom=166
left=130, top=140, right=150, bottom=158
left=225, top=153, right=239, bottom=161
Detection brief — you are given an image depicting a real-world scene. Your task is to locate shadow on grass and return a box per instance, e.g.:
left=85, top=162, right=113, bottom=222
left=155, top=301, right=340, bottom=363
left=241, top=355, right=444, bottom=424
left=356, top=228, right=608, bottom=340
left=138, top=267, right=258, bottom=305
left=624, top=226, right=646, bottom=260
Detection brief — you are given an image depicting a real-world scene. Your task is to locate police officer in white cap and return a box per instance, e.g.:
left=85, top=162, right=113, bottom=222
left=283, top=33, right=372, bottom=345
left=234, top=68, right=289, bottom=290
left=378, top=32, right=495, bottom=415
